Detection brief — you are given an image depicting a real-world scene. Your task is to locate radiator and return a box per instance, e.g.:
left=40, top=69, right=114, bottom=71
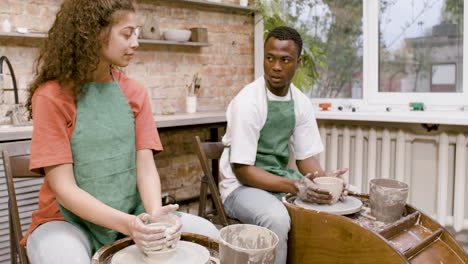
left=317, top=124, right=468, bottom=232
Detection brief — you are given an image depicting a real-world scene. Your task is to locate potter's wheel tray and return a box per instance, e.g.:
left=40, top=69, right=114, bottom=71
left=294, top=196, right=363, bottom=215
left=111, top=241, right=210, bottom=264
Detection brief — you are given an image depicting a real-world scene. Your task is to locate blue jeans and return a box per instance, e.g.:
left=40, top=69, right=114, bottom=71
left=26, top=212, right=219, bottom=264
left=224, top=185, right=290, bottom=264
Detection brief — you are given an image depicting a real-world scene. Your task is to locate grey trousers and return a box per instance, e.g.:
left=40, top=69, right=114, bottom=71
left=26, top=212, right=219, bottom=264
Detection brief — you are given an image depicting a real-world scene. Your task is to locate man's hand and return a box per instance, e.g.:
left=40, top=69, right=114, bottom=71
left=294, top=173, right=332, bottom=204
left=323, top=168, right=349, bottom=201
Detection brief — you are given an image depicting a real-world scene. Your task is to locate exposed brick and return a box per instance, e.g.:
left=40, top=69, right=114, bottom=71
left=1, top=0, right=255, bottom=208
left=25, top=4, right=41, bottom=17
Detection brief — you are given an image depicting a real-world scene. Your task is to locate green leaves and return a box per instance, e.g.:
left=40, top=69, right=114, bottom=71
left=256, top=0, right=325, bottom=93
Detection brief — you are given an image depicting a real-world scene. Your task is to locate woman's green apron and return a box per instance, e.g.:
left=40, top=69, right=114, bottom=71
left=58, top=75, right=145, bottom=253
left=254, top=86, right=303, bottom=198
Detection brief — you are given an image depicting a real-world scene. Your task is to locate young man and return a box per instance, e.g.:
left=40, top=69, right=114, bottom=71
left=219, top=26, right=347, bottom=264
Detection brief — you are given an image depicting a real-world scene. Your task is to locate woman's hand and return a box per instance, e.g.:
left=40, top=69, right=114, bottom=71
left=128, top=213, right=167, bottom=251
left=149, top=204, right=182, bottom=249
left=128, top=204, right=182, bottom=252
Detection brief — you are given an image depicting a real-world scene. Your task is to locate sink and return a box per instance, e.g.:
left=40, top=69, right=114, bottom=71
left=0, top=123, right=33, bottom=131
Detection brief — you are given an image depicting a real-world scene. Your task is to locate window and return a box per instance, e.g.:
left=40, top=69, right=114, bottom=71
left=371, top=0, right=466, bottom=105
left=256, top=0, right=467, bottom=106
left=431, top=63, right=457, bottom=92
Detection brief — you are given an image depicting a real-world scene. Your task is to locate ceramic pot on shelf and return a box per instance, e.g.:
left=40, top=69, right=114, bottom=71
left=141, top=16, right=160, bottom=40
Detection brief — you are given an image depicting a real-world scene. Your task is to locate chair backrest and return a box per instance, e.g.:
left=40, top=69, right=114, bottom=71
left=193, top=136, right=232, bottom=226
left=1, top=140, right=41, bottom=264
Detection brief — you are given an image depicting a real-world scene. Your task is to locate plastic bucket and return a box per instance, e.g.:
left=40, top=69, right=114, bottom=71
left=219, top=224, right=279, bottom=264
left=369, top=179, right=409, bottom=223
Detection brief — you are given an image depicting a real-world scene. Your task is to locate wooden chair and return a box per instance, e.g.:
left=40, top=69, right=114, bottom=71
left=193, top=136, right=240, bottom=227
left=2, top=140, right=41, bottom=264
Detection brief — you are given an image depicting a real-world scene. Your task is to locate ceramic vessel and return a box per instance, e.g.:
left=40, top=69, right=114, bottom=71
left=369, top=178, right=408, bottom=223
left=141, top=16, right=160, bottom=40
left=163, top=29, right=191, bottom=42
left=186, top=96, right=197, bottom=113
left=219, top=224, right=279, bottom=264
left=2, top=19, right=11, bottom=33
left=143, top=214, right=179, bottom=260
left=314, top=176, right=344, bottom=204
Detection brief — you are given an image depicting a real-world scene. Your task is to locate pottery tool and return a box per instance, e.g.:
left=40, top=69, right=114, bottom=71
left=187, top=72, right=201, bottom=96
left=194, top=73, right=202, bottom=96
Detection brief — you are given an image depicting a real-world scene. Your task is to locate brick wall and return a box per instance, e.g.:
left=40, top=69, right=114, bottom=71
left=157, top=126, right=225, bottom=213
left=0, top=0, right=254, bottom=209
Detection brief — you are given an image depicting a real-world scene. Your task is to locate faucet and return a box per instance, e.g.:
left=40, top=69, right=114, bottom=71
left=0, top=56, right=22, bottom=125
left=0, top=56, right=19, bottom=105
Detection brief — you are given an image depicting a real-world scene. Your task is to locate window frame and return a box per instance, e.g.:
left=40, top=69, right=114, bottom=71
left=254, top=0, right=468, bottom=107
left=365, top=0, right=468, bottom=106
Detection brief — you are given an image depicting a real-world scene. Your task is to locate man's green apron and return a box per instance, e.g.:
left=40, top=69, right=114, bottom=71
left=58, top=75, right=145, bottom=253
left=255, top=86, right=303, bottom=198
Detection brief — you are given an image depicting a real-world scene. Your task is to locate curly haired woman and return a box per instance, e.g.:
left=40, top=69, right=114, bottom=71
left=22, top=0, right=218, bottom=263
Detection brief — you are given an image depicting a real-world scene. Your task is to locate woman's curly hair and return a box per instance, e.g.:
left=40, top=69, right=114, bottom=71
left=26, top=0, right=135, bottom=119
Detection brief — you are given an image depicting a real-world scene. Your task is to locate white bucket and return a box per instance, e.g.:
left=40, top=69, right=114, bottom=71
left=219, top=224, right=279, bottom=264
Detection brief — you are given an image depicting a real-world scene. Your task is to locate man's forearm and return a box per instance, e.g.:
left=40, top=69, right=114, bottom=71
left=296, top=156, right=325, bottom=177
left=233, top=164, right=298, bottom=194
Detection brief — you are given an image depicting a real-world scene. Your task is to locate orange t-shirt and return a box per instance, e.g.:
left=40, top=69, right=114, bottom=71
left=21, top=70, right=163, bottom=245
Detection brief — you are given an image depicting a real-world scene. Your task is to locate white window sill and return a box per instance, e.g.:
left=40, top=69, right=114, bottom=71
left=315, top=110, right=468, bottom=126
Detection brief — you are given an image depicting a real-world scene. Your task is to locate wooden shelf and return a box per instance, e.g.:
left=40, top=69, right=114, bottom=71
left=139, top=38, right=211, bottom=47
left=0, top=32, right=47, bottom=39
left=0, top=32, right=211, bottom=47
left=156, top=0, right=256, bottom=14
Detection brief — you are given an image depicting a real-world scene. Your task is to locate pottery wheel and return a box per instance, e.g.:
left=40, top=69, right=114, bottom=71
left=111, top=241, right=210, bottom=264
left=294, top=196, right=363, bottom=215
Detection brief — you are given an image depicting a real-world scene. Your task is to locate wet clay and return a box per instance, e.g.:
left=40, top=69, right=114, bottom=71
left=219, top=224, right=279, bottom=264
left=369, top=179, right=409, bottom=223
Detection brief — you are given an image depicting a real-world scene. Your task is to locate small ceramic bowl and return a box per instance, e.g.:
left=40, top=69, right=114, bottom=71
left=314, top=176, right=344, bottom=204
left=163, top=29, right=191, bottom=42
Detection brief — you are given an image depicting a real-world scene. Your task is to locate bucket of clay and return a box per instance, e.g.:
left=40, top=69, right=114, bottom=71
left=219, top=224, right=279, bottom=264
left=369, top=179, right=409, bottom=223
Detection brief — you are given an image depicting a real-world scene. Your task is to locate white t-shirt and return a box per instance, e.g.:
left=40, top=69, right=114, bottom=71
left=219, top=77, right=324, bottom=202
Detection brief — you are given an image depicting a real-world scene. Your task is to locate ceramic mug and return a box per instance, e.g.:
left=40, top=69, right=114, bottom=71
left=313, top=176, right=344, bottom=204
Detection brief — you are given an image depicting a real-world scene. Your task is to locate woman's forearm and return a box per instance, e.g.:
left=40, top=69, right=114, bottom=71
left=45, top=164, right=134, bottom=235
left=136, top=149, right=162, bottom=214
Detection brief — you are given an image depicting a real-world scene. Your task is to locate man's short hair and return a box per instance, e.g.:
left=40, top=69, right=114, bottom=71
left=265, top=26, right=303, bottom=58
